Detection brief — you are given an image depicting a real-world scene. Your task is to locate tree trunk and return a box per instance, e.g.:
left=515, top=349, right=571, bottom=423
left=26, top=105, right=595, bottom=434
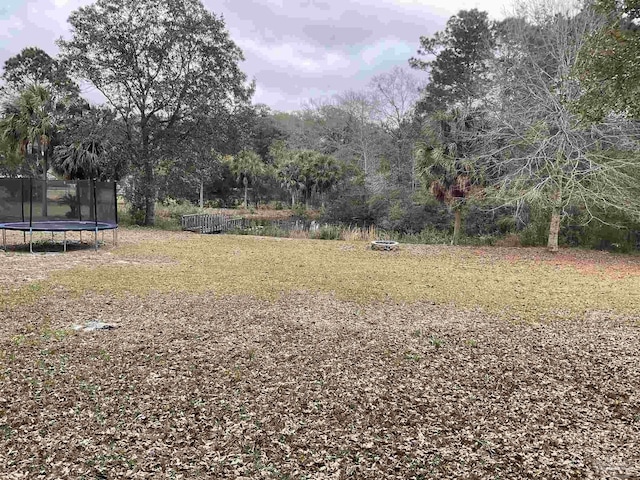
left=547, top=207, right=561, bottom=252
left=291, top=192, right=296, bottom=208
left=143, top=159, right=156, bottom=226
left=243, top=176, right=248, bottom=209
left=42, top=151, right=48, bottom=217
left=134, top=119, right=156, bottom=226
left=199, top=178, right=204, bottom=209
left=452, top=209, right=462, bottom=245
left=362, top=140, right=368, bottom=175
left=411, top=146, right=417, bottom=192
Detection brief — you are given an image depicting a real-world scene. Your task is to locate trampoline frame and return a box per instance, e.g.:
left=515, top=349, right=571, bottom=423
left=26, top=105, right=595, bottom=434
left=0, top=178, right=118, bottom=253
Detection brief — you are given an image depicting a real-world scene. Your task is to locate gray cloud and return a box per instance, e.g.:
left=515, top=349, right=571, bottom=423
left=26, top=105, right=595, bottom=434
left=1, top=0, right=507, bottom=111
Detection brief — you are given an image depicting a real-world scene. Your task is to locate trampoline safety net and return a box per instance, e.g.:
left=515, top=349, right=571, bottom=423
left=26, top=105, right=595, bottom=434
left=0, top=178, right=117, bottom=225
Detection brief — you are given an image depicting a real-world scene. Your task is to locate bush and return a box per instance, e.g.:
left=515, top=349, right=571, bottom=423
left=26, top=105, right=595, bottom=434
left=459, top=234, right=497, bottom=246
left=388, top=200, right=406, bottom=223
left=153, top=216, right=184, bottom=231
left=322, top=194, right=373, bottom=226
left=373, top=226, right=451, bottom=245
left=367, top=194, right=390, bottom=227
left=292, top=203, right=309, bottom=220
left=414, top=226, right=451, bottom=244
left=495, top=234, right=522, bottom=247
left=496, top=215, right=517, bottom=234
left=158, top=199, right=203, bottom=221
left=396, top=202, right=451, bottom=234
left=464, top=205, right=515, bottom=236
left=518, top=225, right=548, bottom=247
left=311, top=225, right=342, bottom=240
left=119, top=207, right=146, bottom=227
left=517, top=206, right=550, bottom=247
left=566, top=221, right=639, bottom=252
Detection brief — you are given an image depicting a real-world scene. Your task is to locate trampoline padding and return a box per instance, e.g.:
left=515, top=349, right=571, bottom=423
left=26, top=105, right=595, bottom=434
left=0, top=221, right=117, bottom=232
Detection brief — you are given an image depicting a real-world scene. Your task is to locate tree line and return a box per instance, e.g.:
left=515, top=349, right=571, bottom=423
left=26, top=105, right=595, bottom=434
left=0, top=0, right=639, bottom=251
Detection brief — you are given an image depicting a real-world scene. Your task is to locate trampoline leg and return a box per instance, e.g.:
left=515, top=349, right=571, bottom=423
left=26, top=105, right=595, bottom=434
left=2, top=229, right=5, bottom=252
left=79, top=231, right=82, bottom=244
left=23, top=232, right=26, bottom=244
left=64, top=231, right=67, bottom=253
left=95, top=228, right=98, bottom=251
left=113, top=229, right=117, bottom=247
left=29, top=229, right=33, bottom=254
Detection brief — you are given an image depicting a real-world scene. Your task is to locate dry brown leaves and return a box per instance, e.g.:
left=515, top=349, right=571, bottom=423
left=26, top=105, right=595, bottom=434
left=1, top=231, right=639, bottom=479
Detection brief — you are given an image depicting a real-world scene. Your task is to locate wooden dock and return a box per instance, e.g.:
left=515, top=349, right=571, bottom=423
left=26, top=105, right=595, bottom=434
left=181, top=214, right=245, bottom=234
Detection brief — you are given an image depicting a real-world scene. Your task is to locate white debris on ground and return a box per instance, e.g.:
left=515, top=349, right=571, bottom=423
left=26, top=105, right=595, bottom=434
left=72, top=321, right=119, bottom=332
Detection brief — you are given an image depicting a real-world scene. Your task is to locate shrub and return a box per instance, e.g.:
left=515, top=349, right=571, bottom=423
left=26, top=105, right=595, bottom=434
left=156, top=200, right=203, bottom=224
left=292, top=203, right=309, bottom=220
left=399, top=202, right=451, bottom=233
left=459, top=234, right=496, bottom=246
left=495, top=234, right=522, bottom=247
left=312, top=225, right=342, bottom=240
left=120, top=207, right=146, bottom=227
left=372, top=226, right=451, bottom=245
left=568, top=221, right=638, bottom=252
left=496, top=215, right=517, bottom=234
left=464, top=205, right=515, bottom=236
left=322, top=194, right=373, bottom=226
left=517, top=206, right=550, bottom=247
left=153, top=216, right=184, bottom=231
left=415, top=226, right=451, bottom=244
left=388, top=200, right=406, bottom=222
left=518, top=225, right=546, bottom=247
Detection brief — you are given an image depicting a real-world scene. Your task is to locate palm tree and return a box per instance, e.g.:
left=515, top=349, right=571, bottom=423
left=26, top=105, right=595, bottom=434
left=414, top=108, right=483, bottom=245
left=310, top=153, right=343, bottom=209
left=0, top=85, right=58, bottom=215
left=224, top=149, right=265, bottom=208
left=276, top=158, right=304, bottom=208
left=271, top=141, right=306, bottom=208
left=53, top=139, right=103, bottom=179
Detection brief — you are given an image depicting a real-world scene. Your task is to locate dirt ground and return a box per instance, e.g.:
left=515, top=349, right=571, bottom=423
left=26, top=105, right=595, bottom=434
left=1, top=229, right=639, bottom=479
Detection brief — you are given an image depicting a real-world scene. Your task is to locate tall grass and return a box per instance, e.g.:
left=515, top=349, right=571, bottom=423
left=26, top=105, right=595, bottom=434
left=228, top=223, right=497, bottom=246
left=229, top=225, right=290, bottom=237
left=339, top=225, right=378, bottom=242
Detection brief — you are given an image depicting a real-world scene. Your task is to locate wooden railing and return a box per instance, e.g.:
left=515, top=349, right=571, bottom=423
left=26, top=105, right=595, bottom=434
left=181, top=214, right=245, bottom=234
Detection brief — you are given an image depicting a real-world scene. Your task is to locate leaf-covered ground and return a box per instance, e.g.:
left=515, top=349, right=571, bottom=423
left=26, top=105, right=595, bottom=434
left=1, top=229, right=639, bottom=479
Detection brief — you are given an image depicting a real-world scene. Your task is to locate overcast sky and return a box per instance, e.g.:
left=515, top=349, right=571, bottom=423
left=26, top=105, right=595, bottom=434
left=0, top=0, right=508, bottom=112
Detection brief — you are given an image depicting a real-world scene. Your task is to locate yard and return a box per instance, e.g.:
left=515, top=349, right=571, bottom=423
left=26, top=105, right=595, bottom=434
left=1, top=229, right=639, bottom=479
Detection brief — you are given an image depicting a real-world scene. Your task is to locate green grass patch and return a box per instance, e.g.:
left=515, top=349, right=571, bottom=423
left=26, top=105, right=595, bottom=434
left=27, top=235, right=640, bottom=320
left=0, top=281, right=51, bottom=310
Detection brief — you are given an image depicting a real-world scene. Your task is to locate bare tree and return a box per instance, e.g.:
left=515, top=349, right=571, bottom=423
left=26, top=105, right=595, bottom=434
left=333, top=91, right=379, bottom=176
left=295, top=95, right=384, bottom=181
left=369, top=67, right=423, bottom=190
left=487, top=0, right=640, bottom=252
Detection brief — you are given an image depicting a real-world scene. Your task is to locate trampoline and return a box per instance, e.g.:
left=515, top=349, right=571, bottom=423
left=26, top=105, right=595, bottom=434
left=0, top=178, right=118, bottom=253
